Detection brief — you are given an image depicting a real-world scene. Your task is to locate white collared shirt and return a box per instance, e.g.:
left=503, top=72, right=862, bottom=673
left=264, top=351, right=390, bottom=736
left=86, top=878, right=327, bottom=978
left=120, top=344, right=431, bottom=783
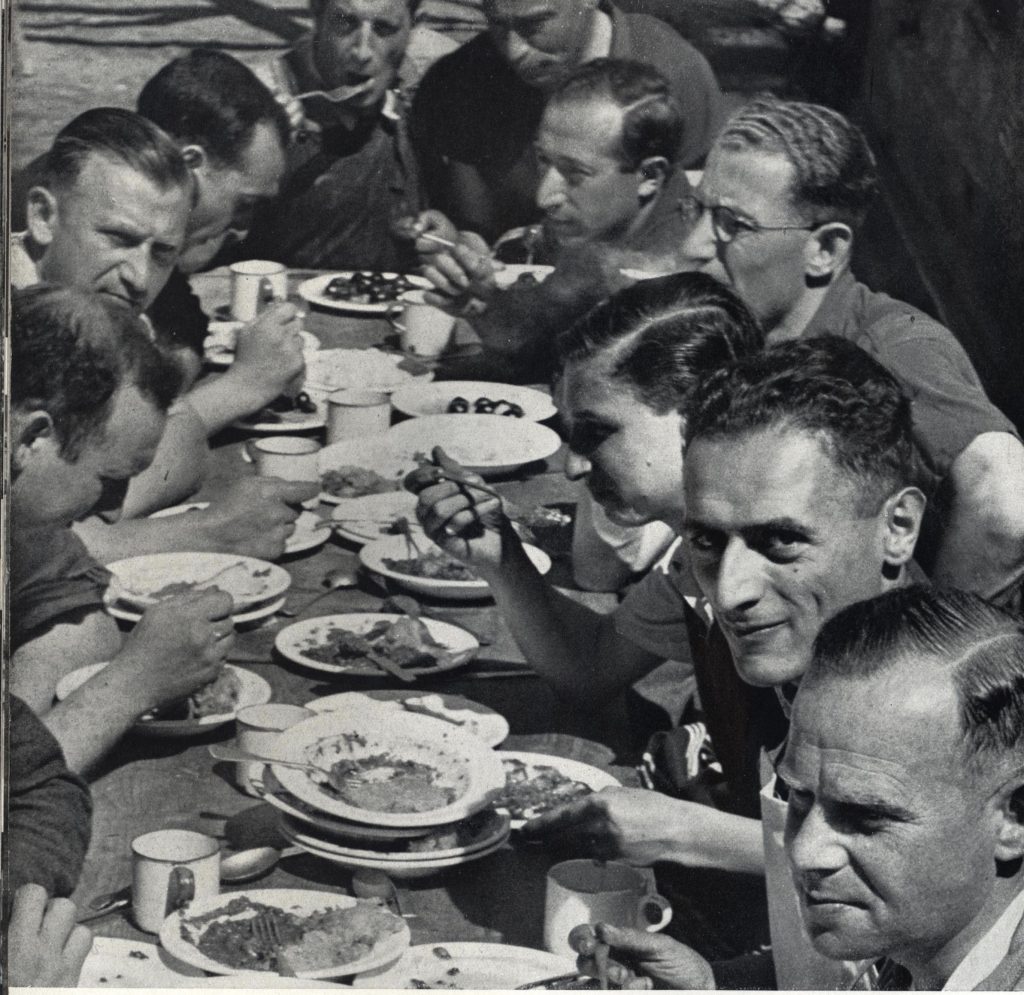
left=942, top=888, right=1024, bottom=990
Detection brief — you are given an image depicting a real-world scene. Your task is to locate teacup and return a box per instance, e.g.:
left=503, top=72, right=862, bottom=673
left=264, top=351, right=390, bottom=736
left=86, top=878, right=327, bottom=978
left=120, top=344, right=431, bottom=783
left=131, top=829, right=220, bottom=932
left=235, top=703, right=315, bottom=796
left=326, top=389, right=391, bottom=443
left=230, top=260, right=287, bottom=321
left=388, top=290, right=456, bottom=358
left=544, top=859, right=673, bottom=957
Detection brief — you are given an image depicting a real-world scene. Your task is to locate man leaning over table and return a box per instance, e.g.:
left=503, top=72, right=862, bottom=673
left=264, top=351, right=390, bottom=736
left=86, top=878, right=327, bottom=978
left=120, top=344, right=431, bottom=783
left=409, top=58, right=695, bottom=383
left=410, top=0, right=723, bottom=240
left=574, top=586, right=1024, bottom=991
left=12, top=107, right=317, bottom=561
left=239, top=0, right=429, bottom=271
left=681, top=94, right=1024, bottom=608
left=414, top=335, right=927, bottom=987
left=9, top=286, right=238, bottom=775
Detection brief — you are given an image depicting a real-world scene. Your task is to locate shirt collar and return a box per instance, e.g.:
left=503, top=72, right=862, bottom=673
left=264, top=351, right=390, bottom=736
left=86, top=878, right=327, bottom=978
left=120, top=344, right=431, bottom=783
left=941, top=888, right=1024, bottom=990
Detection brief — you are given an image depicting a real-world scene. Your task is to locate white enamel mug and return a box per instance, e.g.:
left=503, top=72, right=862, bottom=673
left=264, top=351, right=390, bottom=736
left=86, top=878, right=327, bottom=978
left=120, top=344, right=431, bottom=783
left=230, top=260, right=287, bottom=321
left=131, top=829, right=220, bottom=933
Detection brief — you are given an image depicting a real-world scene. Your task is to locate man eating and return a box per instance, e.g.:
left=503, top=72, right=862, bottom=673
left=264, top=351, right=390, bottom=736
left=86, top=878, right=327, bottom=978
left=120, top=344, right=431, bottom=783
left=681, top=95, right=1024, bottom=606
left=411, top=0, right=723, bottom=238
left=574, top=586, right=1024, bottom=991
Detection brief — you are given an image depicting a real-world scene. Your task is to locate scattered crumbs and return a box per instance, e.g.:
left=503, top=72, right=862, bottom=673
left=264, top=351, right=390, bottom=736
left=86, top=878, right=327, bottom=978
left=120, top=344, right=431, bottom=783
left=412, top=980, right=431, bottom=989
left=128, top=949, right=149, bottom=960
left=99, top=978, right=108, bottom=984
left=433, top=946, right=452, bottom=959
left=447, top=967, right=461, bottom=976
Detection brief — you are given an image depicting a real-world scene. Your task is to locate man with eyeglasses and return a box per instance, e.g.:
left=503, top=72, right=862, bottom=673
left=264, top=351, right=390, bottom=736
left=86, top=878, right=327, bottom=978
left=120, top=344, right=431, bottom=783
left=682, top=95, right=1024, bottom=610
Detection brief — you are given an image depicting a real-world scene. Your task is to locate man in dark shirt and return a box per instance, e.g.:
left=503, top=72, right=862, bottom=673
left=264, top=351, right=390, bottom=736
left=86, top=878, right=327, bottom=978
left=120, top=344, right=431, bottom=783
left=411, top=0, right=723, bottom=239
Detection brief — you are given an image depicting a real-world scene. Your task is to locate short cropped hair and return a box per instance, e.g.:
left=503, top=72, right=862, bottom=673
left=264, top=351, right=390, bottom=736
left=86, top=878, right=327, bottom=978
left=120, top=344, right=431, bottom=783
left=311, top=0, right=422, bottom=18
left=809, top=586, right=1024, bottom=768
left=716, top=95, right=878, bottom=229
left=548, top=58, right=683, bottom=171
left=11, top=286, right=184, bottom=459
left=137, top=49, right=290, bottom=167
left=684, top=335, right=913, bottom=513
left=556, top=272, right=764, bottom=415
left=43, top=107, right=192, bottom=198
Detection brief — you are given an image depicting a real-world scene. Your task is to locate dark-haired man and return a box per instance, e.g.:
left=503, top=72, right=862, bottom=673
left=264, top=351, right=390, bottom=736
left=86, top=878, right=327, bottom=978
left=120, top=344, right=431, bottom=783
left=10, top=285, right=237, bottom=774
left=681, top=95, right=1024, bottom=607
left=579, top=587, right=1024, bottom=990
left=411, top=0, right=723, bottom=239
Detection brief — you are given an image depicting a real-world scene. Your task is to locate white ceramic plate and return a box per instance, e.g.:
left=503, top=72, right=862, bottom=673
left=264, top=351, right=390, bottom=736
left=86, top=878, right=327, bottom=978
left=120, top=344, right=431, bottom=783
left=308, top=690, right=509, bottom=747
left=390, top=381, right=556, bottom=422
left=107, top=596, right=286, bottom=627
left=280, top=819, right=510, bottom=880
left=270, top=710, right=506, bottom=828
left=353, top=942, right=577, bottom=989
left=317, top=439, right=416, bottom=506
left=298, top=271, right=431, bottom=315
left=280, top=807, right=510, bottom=861
left=496, top=751, right=622, bottom=829
left=304, top=347, right=434, bottom=396
left=386, top=414, right=562, bottom=477
left=160, top=887, right=410, bottom=979
left=492, top=263, right=555, bottom=290
left=205, top=324, right=320, bottom=368
left=55, top=664, right=271, bottom=737
left=275, top=613, right=479, bottom=678
left=327, top=491, right=422, bottom=544
left=233, top=396, right=326, bottom=433
left=108, top=552, right=291, bottom=612
left=76, top=937, right=205, bottom=987
left=148, top=504, right=328, bottom=556
left=359, top=535, right=551, bottom=602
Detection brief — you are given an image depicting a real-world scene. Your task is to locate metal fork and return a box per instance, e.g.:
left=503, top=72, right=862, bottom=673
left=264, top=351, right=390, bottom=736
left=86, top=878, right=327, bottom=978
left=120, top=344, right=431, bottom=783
left=252, top=911, right=298, bottom=977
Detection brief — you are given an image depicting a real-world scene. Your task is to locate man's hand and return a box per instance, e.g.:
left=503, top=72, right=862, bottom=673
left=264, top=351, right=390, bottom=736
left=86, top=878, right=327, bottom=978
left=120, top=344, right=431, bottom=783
left=194, top=476, right=317, bottom=559
left=572, top=923, right=715, bottom=991
left=112, top=588, right=235, bottom=714
left=412, top=220, right=498, bottom=311
left=229, top=301, right=307, bottom=403
left=404, top=447, right=514, bottom=575
left=522, top=787, right=700, bottom=866
left=5, top=884, right=93, bottom=987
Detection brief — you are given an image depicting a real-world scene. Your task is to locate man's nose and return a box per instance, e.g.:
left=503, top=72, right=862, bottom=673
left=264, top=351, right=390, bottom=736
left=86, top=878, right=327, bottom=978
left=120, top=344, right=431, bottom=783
left=353, top=22, right=376, bottom=62
left=536, top=166, right=565, bottom=212
left=503, top=30, right=532, bottom=65
left=119, top=249, right=149, bottom=297
left=714, top=537, right=765, bottom=614
left=786, top=805, right=847, bottom=878
left=680, top=202, right=717, bottom=265
left=564, top=450, right=591, bottom=481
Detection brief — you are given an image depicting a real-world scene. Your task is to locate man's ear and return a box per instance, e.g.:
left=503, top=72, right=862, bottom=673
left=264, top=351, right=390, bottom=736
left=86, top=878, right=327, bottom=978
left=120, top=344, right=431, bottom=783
left=637, top=157, right=669, bottom=201
left=26, top=185, right=59, bottom=247
left=11, top=408, right=59, bottom=473
left=804, top=221, right=853, bottom=280
left=881, top=486, right=926, bottom=567
left=180, top=144, right=207, bottom=172
left=994, top=778, right=1024, bottom=863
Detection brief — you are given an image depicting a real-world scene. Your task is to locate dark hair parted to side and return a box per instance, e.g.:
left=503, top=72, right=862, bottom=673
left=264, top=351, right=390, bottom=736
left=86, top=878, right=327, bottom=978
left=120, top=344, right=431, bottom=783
left=684, top=335, right=914, bottom=512
left=43, top=107, right=192, bottom=196
left=809, top=586, right=1024, bottom=767
left=138, top=49, right=290, bottom=166
left=717, top=95, right=878, bottom=229
left=549, top=58, right=683, bottom=171
left=11, top=286, right=184, bottom=459
left=556, top=272, right=764, bottom=415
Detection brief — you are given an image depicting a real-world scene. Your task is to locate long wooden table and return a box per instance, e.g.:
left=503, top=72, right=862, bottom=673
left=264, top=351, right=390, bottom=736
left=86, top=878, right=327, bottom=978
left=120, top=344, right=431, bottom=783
left=72, top=270, right=640, bottom=970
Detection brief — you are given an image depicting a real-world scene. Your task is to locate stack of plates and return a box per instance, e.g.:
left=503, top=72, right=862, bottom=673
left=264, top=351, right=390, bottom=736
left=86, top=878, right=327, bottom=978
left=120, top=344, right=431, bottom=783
left=105, top=553, right=291, bottom=625
left=260, top=711, right=510, bottom=879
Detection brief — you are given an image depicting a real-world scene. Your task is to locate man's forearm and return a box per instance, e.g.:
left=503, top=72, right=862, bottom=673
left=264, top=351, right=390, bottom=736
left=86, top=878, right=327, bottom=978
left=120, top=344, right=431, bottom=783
left=185, top=371, right=277, bottom=436
left=73, top=514, right=221, bottom=563
left=664, top=807, right=766, bottom=875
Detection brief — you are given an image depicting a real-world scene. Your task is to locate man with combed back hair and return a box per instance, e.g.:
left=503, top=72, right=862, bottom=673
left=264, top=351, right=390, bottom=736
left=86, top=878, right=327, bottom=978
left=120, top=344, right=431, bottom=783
left=682, top=95, right=1024, bottom=609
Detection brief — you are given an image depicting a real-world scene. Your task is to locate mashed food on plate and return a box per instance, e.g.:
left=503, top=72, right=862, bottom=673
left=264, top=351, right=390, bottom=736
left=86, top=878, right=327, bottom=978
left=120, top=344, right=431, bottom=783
left=150, top=667, right=241, bottom=721
left=322, top=466, right=401, bottom=498
left=495, top=758, right=593, bottom=819
left=323, top=753, right=458, bottom=813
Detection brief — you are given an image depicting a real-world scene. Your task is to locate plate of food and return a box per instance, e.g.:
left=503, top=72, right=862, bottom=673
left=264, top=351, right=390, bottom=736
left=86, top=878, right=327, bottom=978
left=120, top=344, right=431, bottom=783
left=328, top=491, right=423, bottom=544
left=233, top=390, right=326, bottom=433
left=359, top=535, right=552, bottom=602
left=308, top=690, right=509, bottom=747
left=148, top=505, right=328, bottom=557
left=55, top=664, right=270, bottom=737
left=492, top=263, right=555, bottom=290
left=304, top=348, right=434, bottom=397
left=205, top=323, right=320, bottom=368
left=317, top=439, right=415, bottom=504
left=107, top=596, right=287, bottom=628
left=160, top=888, right=410, bottom=979
left=107, top=553, right=291, bottom=612
left=390, top=381, right=556, bottom=422
left=385, top=414, right=562, bottom=477
left=269, top=710, right=506, bottom=827
left=298, top=271, right=432, bottom=314
left=494, top=752, right=621, bottom=828
left=275, top=613, right=479, bottom=679
left=353, top=942, right=578, bottom=989
left=75, top=937, right=206, bottom=987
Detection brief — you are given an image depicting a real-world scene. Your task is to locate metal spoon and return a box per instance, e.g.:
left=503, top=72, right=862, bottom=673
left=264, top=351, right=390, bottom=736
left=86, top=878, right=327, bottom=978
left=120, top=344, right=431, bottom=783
left=351, top=868, right=411, bottom=919
left=208, top=743, right=323, bottom=776
left=277, top=565, right=359, bottom=618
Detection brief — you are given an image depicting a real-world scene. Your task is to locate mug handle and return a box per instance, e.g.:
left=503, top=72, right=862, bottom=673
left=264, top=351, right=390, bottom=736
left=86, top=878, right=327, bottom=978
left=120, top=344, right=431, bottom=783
left=165, top=865, right=195, bottom=917
left=385, top=301, right=406, bottom=334
left=635, top=893, right=673, bottom=933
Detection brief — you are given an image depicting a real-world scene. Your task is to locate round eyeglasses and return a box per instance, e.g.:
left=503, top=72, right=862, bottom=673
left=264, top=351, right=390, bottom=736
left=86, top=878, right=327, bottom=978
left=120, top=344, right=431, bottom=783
left=680, top=195, right=821, bottom=244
